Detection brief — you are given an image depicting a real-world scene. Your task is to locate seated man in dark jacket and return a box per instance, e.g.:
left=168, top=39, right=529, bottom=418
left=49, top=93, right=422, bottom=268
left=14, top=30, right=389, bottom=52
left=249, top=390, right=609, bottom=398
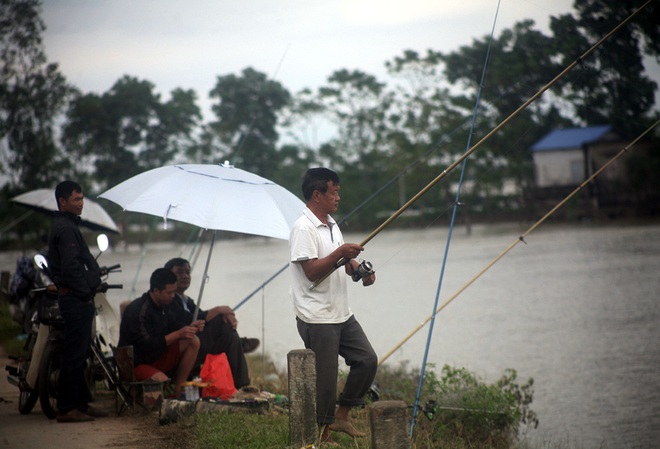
left=119, top=268, right=202, bottom=399
left=164, top=258, right=258, bottom=389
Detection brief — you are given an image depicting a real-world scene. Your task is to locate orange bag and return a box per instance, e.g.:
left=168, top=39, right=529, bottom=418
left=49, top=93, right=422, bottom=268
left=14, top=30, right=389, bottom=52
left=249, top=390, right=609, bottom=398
left=200, top=353, right=237, bottom=400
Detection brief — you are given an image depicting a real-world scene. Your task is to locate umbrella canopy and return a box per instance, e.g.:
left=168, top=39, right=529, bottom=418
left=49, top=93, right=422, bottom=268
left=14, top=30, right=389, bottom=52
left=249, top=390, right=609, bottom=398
left=11, top=188, right=121, bottom=234
left=99, top=162, right=305, bottom=318
left=99, top=163, right=304, bottom=240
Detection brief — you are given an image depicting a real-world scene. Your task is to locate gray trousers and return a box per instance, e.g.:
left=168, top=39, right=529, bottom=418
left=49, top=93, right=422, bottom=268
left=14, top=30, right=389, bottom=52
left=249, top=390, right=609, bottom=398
left=297, top=315, right=378, bottom=424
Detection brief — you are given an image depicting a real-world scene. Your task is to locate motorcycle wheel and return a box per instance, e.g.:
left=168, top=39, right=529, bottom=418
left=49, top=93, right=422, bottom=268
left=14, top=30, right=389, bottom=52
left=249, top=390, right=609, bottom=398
left=37, top=343, right=97, bottom=419
left=18, top=388, right=39, bottom=414
left=38, top=341, right=62, bottom=419
left=17, top=332, right=38, bottom=414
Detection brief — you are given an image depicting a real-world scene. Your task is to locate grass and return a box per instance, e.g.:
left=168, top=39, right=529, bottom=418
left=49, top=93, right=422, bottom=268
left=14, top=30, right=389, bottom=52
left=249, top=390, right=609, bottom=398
left=162, top=355, right=542, bottom=449
left=190, top=413, right=290, bottom=448
left=0, top=301, right=556, bottom=449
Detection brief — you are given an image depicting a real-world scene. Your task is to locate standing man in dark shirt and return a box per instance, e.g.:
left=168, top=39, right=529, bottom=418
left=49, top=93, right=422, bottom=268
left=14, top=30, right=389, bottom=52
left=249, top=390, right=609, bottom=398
left=48, top=180, right=107, bottom=423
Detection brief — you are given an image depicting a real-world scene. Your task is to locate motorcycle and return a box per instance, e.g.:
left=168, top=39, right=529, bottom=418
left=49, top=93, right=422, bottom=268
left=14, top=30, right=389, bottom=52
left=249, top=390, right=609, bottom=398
left=4, top=254, right=56, bottom=415
left=5, top=234, right=123, bottom=418
left=7, top=255, right=41, bottom=335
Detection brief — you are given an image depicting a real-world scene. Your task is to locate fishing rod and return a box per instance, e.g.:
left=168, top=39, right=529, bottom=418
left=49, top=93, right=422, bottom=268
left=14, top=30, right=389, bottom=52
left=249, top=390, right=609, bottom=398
left=410, top=0, right=501, bottom=434
left=378, top=118, right=660, bottom=366
left=232, top=105, right=474, bottom=310
left=308, top=0, right=654, bottom=290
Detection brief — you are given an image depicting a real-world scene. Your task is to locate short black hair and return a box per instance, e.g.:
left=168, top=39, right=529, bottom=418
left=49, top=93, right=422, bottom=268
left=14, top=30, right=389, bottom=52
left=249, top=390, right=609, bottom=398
left=54, top=180, right=82, bottom=206
left=302, top=168, right=340, bottom=201
left=150, top=268, right=178, bottom=292
left=164, top=257, right=190, bottom=271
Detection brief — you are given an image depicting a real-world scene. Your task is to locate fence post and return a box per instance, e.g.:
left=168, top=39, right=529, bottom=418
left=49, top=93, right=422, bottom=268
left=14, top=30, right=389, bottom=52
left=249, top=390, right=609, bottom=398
left=288, top=349, right=317, bottom=447
left=370, top=400, right=410, bottom=449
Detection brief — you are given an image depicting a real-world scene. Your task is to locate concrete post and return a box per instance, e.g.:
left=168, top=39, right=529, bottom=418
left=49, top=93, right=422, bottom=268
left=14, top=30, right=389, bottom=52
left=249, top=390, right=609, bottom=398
left=288, top=349, right=317, bottom=448
left=370, top=400, right=410, bottom=449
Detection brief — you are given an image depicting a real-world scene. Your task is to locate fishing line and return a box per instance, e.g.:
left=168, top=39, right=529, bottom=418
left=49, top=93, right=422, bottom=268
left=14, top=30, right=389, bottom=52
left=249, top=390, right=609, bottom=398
left=378, top=118, right=660, bottom=366
left=127, top=215, right=160, bottom=301
left=232, top=0, right=653, bottom=311
left=410, top=0, right=501, bottom=434
left=192, top=230, right=216, bottom=322
left=187, top=228, right=206, bottom=268
left=231, top=44, right=291, bottom=166
left=232, top=111, right=474, bottom=310
left=308, top=0, right=654, bottom=290
left=0, top=209, right=35, bottom=235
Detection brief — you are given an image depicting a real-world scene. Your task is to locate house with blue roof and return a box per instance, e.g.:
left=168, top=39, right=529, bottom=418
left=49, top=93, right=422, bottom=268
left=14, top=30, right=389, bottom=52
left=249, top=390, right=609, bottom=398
left=529, top=125, right=655, bottom=213
left=530, top=125, right=623, bottom=188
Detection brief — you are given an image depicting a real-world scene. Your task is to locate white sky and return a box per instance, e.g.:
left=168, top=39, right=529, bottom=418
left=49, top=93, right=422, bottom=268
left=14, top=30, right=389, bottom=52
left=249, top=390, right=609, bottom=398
left=41, top=0, right=590, bottom=120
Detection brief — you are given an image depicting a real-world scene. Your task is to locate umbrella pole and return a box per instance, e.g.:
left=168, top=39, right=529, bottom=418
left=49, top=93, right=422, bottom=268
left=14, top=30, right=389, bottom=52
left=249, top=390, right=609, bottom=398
left=192, top=230, right=216, bottom=322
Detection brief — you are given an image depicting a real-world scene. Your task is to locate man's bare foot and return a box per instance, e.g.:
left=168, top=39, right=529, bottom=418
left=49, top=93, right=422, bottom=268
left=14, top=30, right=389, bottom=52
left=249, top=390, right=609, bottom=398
left=319, top=435, right=340, bottom=447
left=319, top=425, right=340, bottom=447
left=329, top=418, right=366, bottom=437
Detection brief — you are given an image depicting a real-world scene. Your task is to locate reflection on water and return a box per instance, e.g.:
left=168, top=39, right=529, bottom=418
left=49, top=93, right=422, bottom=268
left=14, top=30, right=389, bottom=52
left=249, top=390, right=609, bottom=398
left=2, top=222, right=658, bottom=447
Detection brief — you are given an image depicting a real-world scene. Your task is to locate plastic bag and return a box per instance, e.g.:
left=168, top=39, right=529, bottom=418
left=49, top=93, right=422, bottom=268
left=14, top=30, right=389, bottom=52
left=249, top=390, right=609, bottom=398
left=200, top=352, right=237, bottom=400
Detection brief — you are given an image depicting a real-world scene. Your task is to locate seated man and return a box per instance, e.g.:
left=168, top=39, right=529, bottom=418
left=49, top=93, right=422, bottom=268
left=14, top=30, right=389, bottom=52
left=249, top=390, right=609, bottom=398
left=164, top=257, right=259, bottom=389
left=119, top=268, right=202, bottom=399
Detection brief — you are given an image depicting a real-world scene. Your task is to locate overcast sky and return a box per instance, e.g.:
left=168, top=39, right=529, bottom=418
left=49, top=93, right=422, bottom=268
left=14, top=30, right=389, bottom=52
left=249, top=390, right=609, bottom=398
left=41, top=0, right=600, bottom=118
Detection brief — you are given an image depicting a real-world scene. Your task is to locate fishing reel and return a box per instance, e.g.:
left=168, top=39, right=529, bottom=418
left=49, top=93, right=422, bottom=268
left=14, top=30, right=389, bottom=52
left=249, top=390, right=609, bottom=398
left=423, top=400, right=438, bottom=420
left=351, top=259, right=375, bottom=282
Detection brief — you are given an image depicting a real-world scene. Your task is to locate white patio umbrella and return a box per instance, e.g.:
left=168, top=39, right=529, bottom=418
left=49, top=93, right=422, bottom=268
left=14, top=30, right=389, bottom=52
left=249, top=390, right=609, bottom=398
left=11, top=188, right=121, bottom=234
left=99, top=162, right=304, bottom=317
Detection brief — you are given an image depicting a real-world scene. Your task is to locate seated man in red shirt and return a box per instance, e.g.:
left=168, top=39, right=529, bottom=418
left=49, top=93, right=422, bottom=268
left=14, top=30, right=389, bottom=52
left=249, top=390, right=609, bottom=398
left=119, top=268, right=202, bottom=399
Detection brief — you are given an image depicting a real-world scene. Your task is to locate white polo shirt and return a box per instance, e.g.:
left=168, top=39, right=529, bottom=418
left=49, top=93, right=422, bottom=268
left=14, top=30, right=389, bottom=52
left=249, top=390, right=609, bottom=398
left=289, top=207, right=352, bottom=324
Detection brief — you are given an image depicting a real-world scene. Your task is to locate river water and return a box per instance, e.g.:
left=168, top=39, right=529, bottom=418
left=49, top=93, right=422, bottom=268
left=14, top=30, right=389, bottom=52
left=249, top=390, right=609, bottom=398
left=2, top=222, right=658, bottom=448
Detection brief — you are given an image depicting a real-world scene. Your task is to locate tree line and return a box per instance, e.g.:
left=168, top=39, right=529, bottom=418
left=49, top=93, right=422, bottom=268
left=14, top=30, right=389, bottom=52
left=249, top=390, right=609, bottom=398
left=1, top=0, right=659, bottom=241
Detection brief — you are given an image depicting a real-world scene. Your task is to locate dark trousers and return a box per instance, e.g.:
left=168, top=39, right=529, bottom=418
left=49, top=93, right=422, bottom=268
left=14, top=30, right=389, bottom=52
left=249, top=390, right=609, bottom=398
left=57, top=295, right=95, bottom=413
left=297, top=315, right=378, bottom=424
left=196, top=316, right=250, bottom=388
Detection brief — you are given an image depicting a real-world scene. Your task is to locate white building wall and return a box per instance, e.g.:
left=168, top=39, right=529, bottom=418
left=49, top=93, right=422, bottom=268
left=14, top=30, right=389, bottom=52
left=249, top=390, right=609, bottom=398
left=533, top=149, right=583, bottom=187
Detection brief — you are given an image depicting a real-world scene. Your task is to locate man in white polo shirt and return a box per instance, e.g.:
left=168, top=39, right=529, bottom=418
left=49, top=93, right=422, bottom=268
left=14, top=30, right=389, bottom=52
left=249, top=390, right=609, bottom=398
left=289, top=167, right=377, bottom=445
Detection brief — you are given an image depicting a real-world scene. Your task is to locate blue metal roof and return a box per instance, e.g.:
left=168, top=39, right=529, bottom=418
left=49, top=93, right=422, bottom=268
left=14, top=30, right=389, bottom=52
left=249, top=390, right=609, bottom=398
left=531, top=125, right=612, bottom=152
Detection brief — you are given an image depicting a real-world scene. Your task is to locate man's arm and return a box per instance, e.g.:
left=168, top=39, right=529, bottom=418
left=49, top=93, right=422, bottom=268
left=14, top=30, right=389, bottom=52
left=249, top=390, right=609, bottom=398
left=205, top=306, right=237, bottom=328
left=164, top=326, right=198, bottom=345
left=56, top=226, right=95, bottom=297
left=298, top=243, right=365, bottom=281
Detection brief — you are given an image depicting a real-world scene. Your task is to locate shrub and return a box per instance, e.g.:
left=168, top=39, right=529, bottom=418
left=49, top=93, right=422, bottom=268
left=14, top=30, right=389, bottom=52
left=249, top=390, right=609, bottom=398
left=376, top=363, right=538, bottom=448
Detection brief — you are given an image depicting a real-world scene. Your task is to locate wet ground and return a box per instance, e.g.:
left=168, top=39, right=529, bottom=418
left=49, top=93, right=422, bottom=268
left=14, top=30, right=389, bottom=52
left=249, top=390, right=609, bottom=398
left=0, top=345, right=172, bottom=449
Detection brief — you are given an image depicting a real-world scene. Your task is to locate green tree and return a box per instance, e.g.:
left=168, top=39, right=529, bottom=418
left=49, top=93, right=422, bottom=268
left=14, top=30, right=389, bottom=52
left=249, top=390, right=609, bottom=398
left=550, top=0, right=659, bottom=134
left=62, top=75, right=201, bottom=190
left=441, top=20, right=572, bottom=199
left=317, top=69, right=393, bottom=164
left=384, top=50, right=477, bottom=214
left=281, top=87, right=328, bottom=156
left=206, top=67, right=290, bottom=179
left=311, top=69, right=398, bottom=218
left=0, top=0, right=75, bottom=190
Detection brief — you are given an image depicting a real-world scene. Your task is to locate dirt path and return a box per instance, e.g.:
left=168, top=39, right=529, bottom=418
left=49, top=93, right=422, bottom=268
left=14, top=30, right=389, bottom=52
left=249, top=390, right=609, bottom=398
left=0, top=346, right=178, bottom=449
